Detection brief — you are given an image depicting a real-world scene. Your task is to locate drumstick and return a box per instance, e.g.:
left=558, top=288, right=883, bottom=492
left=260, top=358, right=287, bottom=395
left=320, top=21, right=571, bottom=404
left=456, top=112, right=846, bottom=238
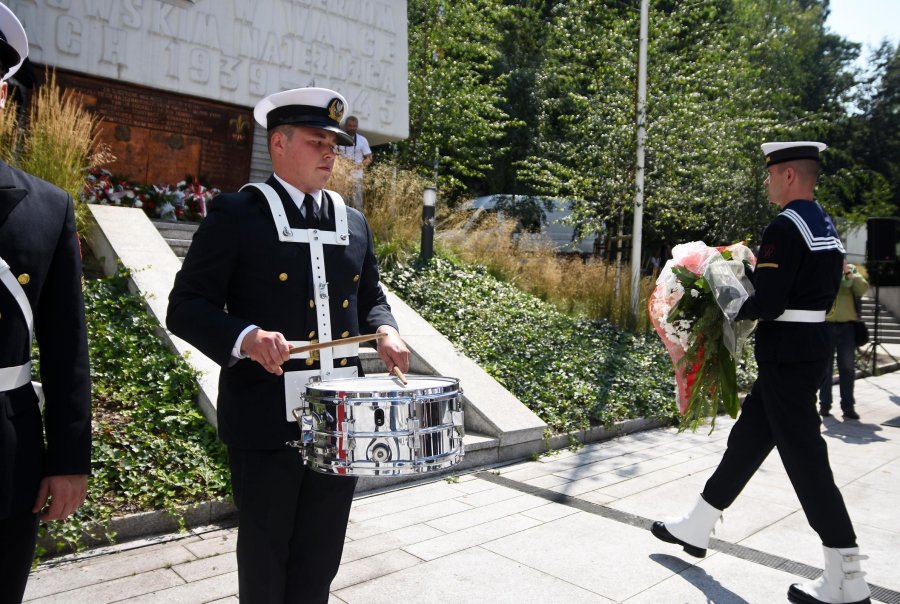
left=391, top=366, right=408, bottom=386
left=288, top=332, right=387, bottom=355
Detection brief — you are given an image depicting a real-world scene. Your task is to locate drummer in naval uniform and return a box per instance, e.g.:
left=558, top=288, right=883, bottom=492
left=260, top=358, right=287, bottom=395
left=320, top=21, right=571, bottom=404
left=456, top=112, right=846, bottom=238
left=650, top=142, right=873, bottom=604
left=0, top=4, right=92, bottom=602
left=167, top=87, right=409, bottom=603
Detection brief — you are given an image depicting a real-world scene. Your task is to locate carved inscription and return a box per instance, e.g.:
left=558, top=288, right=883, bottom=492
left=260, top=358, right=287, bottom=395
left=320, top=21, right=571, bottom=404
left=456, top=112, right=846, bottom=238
left=9, top=0, right=409, bottom=142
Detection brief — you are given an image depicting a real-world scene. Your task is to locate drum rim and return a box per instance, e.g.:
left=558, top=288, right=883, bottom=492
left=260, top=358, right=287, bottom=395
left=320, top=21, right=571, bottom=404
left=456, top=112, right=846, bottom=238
left=306, top=375, right=460, bottom=399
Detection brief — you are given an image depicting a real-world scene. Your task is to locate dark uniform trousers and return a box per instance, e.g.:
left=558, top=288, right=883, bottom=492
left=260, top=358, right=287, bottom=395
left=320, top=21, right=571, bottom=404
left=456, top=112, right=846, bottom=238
left=702, top=357, right=857, bottom=548
left=228, top=447, right=356, bottom=604
left=0, top=389, right=43, bottom=604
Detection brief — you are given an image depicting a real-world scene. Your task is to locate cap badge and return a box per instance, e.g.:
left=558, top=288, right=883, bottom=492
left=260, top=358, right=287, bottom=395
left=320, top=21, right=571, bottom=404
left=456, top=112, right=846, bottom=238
left=327, top=98, right=345, bottom=122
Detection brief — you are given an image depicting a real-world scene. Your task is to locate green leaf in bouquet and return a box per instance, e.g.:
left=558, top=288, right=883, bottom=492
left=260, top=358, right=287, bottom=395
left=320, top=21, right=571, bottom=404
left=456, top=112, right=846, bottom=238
left=672, top=265, right=699, bottom=287
left=717, top=338, right=740, bottom=419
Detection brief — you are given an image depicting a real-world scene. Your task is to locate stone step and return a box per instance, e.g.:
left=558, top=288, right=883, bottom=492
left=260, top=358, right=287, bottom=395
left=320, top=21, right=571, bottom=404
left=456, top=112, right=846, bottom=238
left=151, top=219, right=200, bottom=258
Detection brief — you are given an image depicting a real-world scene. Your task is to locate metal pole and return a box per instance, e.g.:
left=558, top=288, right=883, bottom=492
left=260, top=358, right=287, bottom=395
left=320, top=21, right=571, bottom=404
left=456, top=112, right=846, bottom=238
left=629, top=0, right=649, bottom=323
left=421, top=187, right=436, bottom=262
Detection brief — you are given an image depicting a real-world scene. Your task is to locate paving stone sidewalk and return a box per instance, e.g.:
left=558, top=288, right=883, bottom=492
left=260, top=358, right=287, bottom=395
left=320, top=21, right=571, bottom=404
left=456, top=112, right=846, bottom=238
left=24, top=370, right=900, bottom=603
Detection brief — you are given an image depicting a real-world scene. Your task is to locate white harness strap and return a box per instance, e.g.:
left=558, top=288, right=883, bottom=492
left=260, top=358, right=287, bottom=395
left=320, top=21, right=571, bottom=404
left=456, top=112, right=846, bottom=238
left=0, top=255, right=34, bottom=391
left=241, top=183, right=357, bottom=421
left=241, top=183, right=350, bottom=246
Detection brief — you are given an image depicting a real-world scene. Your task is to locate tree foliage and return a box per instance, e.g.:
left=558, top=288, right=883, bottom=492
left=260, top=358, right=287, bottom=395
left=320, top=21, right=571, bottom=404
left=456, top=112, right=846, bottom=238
left=401, top=0, right=894, bottom=253
left=400, top=0, right=516, bottom=200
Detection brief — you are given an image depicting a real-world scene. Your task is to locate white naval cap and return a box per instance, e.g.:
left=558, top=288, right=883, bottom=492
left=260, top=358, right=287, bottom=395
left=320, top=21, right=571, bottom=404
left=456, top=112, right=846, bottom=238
left=253, top=87, right=353, bottom=146
left=761, top=141, right=827, bottom=167
left=0, top=2, right=27, bottom=82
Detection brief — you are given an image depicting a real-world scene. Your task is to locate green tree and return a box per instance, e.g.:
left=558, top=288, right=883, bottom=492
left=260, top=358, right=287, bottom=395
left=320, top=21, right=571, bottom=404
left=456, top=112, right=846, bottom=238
left=401, top=0, right=516, bottom=201
left=484, top=0, right=553, bottom=195
left=517, top=0, right=638, bottom=246
left=819, top=41, right=899, bottom=223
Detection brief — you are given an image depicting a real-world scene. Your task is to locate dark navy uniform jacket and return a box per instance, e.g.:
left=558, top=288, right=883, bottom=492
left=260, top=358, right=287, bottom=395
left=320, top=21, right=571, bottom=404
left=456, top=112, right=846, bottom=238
left=167, top=175, right=397, bottom=450
left=0, top=161, right=91, bottom=518
left=737, top=199, right=843, bottom=364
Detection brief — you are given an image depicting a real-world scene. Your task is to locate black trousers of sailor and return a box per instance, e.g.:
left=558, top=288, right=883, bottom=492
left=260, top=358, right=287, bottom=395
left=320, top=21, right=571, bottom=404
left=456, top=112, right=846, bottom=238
left=0, top=389, right=44, bottom=604
left=701, top=358, right=857, bottom=548
left=228, top=446, right=357, bottom=604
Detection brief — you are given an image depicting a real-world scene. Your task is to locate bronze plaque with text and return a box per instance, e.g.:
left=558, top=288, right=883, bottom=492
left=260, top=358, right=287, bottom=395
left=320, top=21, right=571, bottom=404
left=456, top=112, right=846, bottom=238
left=40, top=68, right=253, bottom=192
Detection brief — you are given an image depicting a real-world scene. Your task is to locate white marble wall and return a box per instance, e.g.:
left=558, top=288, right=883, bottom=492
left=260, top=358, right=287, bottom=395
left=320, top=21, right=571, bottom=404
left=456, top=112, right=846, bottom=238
left=9, top=0, right=409, bottom=144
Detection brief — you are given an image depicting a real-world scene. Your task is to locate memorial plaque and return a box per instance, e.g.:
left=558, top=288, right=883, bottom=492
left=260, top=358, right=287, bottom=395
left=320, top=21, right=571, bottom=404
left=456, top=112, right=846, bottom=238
left=41, top=68, right=253, bottom=191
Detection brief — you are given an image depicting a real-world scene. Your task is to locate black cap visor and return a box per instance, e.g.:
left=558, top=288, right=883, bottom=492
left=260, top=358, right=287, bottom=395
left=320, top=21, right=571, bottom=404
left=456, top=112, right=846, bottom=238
left=267, top=104, right=353, bottom=145
left=765, top=146, right=821, bottom=167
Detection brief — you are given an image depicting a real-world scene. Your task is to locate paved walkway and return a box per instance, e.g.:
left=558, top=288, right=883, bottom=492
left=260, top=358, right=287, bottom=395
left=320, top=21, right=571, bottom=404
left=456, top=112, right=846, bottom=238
left=23, top=370, right=900, bottom=603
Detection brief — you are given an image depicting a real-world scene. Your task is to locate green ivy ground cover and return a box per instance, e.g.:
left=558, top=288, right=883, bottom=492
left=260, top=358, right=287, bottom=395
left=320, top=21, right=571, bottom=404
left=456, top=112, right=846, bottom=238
left=381, top=256, right=683, bottom=433
left=35, top=272, right=230, bottom=556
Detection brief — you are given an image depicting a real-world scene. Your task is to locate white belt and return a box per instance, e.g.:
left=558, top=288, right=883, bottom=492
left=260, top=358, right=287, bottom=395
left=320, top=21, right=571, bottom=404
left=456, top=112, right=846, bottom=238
left=288, top=340, right=360, bottom=360
left=0, top=362, right=32, bottom=392
left=773, top=309, right=826, bottom=323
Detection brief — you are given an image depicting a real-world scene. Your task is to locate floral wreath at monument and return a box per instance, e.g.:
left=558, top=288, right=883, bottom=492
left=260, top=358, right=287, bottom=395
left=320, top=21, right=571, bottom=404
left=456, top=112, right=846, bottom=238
left=82, top=168, right=220, bottom=222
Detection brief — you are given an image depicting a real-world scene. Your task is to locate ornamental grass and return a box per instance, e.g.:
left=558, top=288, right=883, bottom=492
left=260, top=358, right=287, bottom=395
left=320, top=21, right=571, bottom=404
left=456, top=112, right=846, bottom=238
left=15, top=69, right=112, bottom=232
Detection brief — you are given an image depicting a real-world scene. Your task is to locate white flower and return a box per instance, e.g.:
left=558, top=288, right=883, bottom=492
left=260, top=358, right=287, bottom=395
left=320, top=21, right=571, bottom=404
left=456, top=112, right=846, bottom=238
left=690, top=288, right=700, bottom=298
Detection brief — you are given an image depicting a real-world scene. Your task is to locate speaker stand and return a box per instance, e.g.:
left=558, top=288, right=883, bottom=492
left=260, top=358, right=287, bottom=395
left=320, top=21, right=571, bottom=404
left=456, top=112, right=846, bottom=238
left=859, top=264, right=899, bottom=377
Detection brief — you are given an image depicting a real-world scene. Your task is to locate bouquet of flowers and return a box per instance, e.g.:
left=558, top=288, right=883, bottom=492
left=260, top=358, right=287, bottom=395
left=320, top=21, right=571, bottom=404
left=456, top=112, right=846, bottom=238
left=648, top=241, right=757, bottom=432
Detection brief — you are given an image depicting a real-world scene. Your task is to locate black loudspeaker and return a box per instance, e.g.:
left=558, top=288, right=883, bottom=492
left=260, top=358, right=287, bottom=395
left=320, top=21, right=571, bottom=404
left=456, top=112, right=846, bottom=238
left=867, top=218, right=899, bottom=262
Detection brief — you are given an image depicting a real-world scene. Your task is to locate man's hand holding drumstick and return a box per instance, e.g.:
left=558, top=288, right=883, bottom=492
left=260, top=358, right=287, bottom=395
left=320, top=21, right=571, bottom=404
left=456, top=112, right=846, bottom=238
left=375, top=325, right=410, bottom=375
left=241, top=326, right=409, bottom=376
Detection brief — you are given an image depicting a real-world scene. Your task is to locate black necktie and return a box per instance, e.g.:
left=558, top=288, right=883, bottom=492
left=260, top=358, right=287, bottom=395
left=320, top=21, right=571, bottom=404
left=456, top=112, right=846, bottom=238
left=303, top=194, right=318, bottom=229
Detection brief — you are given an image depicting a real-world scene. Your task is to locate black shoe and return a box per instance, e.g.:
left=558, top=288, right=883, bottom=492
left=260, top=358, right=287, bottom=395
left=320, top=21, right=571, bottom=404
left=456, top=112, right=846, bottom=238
left=819, top=408, right=832, bottom=417
left=788, top=583, right=871, bottom=604
left=843, top=408, right=861, bottom=420
left=650, top=521, right=707, bottom=558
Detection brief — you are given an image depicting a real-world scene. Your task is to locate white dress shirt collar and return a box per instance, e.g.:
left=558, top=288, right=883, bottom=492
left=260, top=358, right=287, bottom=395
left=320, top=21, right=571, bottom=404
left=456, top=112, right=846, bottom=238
left=272, top=173, right=322, bottom=215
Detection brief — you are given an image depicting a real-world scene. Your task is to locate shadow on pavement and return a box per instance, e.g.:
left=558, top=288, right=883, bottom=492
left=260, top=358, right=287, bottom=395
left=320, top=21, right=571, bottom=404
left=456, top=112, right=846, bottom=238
left=650, top=553, right=750, bottom=603
left=821, top=417, right=888, bottom=443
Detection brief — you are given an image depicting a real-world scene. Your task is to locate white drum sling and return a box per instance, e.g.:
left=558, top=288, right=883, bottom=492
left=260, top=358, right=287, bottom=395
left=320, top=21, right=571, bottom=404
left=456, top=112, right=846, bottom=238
left=240, top=183, right=359, bottom=421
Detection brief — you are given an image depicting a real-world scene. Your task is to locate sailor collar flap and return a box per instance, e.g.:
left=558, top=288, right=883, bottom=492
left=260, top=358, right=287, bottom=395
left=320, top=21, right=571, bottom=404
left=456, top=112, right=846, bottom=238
left=778, top=200, right=845, bottom=254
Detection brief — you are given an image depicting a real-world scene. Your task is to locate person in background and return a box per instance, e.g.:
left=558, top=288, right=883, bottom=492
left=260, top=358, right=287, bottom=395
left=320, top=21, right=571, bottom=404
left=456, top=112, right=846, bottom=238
left=650, top=142, right=872, bottom=604
left=0, top=5, right=91, bottom=603
left=167, top=87, right=408, bottom=603
left=336, top=115, right=372, bottom=212
left=819, top=259, right=869, bottom=420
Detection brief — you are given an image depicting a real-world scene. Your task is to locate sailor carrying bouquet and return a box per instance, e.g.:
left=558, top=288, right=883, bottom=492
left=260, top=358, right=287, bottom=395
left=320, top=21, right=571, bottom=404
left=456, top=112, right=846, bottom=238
left=650, top=141, right=872, bottom=604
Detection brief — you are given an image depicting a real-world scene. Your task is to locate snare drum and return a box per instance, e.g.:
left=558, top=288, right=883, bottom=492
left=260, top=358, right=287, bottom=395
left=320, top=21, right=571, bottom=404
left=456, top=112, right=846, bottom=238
left=292, top=375, right=464, bottom=476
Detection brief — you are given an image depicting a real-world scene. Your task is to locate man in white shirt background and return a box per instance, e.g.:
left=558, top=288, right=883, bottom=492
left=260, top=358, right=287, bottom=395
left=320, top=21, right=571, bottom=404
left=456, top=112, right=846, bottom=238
left=336, top=115, right=372, bottom=211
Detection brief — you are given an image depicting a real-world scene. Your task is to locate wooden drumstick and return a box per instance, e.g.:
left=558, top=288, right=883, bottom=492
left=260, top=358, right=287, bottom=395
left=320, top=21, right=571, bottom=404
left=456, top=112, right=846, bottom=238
left=288, top=332, right=386, bottom=355
left=391, top=366, right=408, bottom=386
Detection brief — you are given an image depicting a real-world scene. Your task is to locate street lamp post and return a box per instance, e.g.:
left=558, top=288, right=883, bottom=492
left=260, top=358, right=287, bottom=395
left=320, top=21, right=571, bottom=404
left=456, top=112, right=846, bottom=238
left=421, top=187, right=437, bottom=261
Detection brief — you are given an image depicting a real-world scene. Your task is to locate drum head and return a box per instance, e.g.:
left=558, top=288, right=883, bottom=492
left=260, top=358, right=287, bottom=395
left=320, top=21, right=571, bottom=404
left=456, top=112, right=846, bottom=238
left=306, top=375, right=459, bottom=399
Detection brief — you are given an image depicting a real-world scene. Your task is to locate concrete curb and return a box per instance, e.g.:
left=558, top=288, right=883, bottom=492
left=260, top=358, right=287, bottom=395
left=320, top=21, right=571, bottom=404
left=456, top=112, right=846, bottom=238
left=37, top=499, right=237, bottom=559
